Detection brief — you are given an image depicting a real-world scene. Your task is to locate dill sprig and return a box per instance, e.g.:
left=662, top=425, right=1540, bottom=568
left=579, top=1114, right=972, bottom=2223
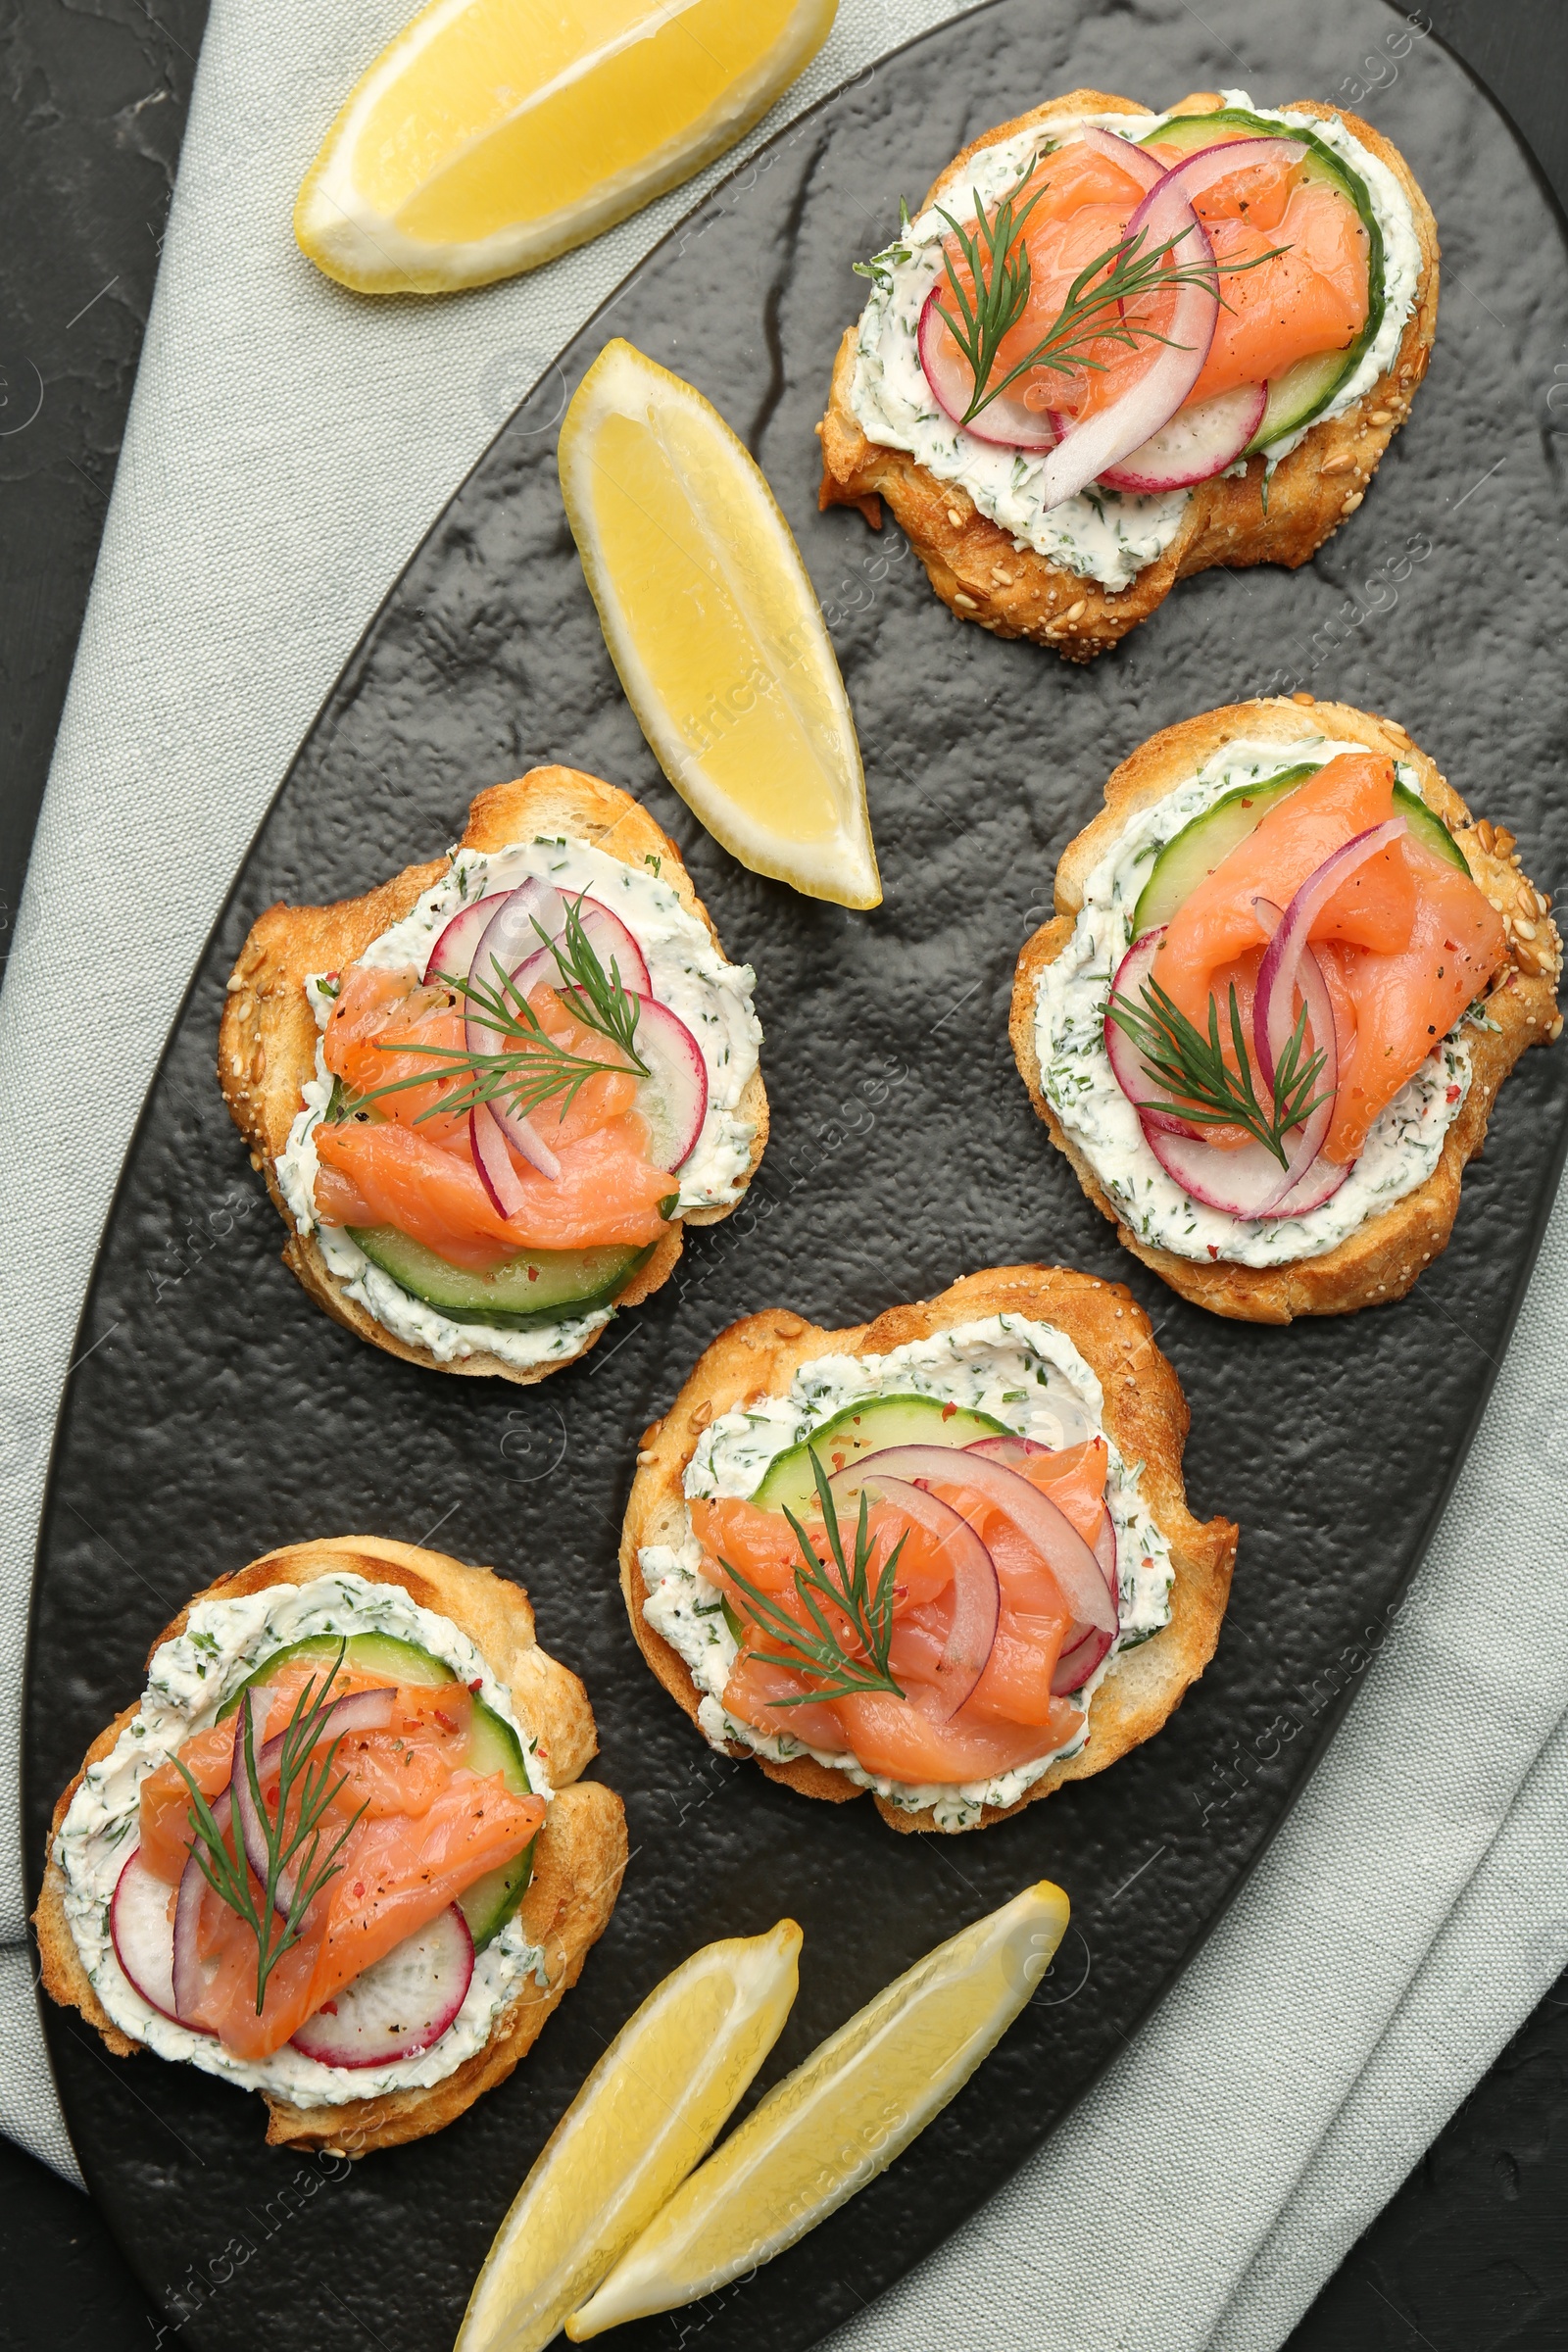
left=932, top=162, right=1288, bottom=425
left=720, top=1452, right=906, bottom=1704
left=345, top=893, right=648, bottom=1132
left=1107, top=972, right=1334, bottom=1167
left=173, top=1644, right=367, bottom=2015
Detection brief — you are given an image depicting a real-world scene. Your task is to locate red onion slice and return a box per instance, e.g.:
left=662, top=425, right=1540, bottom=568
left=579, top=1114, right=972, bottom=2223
left=468, top=878, right=564, bottom=994
left=469, top=1104, right=527, bottom=1220
left=1252, top=818, right=1407, bottom=1096
left=1106, top=927, right=1202, bottom=1137
left=231, top=1687, right=397, bottom=1916
left=1052, top=1619, right=1113, bottom=1695
left=835, top=1445, right=1115, bottom=1638
left=423, top=891, right=510, bottom=985
left=1030, top=172, right=1217, bottom=509
left=1039, top=135, right=1306, bottom=509
left=1098, top=379, right=1266, bottom=492
left=506, top=894, right=651, bottom=1000
left=825, top=1466, right=1000, bottom=1722
left=1059, top=123, right=1166, bottom=190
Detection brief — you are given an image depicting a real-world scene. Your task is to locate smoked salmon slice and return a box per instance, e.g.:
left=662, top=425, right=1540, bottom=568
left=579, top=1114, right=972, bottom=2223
left=144, top=1671, right=543, bottom=2062
left=1149, top=753, right=1506, bottom=1164
left=316, top=968, right=671, bottom=1262
left=936, top=130, right=1370, bottom=429
left=695, top=1446, right=1101, bottom=1783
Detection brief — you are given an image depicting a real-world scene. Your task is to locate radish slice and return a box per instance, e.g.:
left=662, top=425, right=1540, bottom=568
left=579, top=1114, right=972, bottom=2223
left=291, top=1905, right=474, bottom=2069
left=626, top=995, right=708, bottom=1174
left=827, top=1477, right=1001, bottom=1721
left=172, top=1793, right=228, bottom=2024
left=917, top=288, right=1060, bottom=449
left=836, top=1445, right=1115, bottom=1638
left=1106, top=928, right=1201, bottom=1138
left=1094, top=1505, right=1118, bottom=1609
left=1098, top=380, right=1266, bottom=492
left=506, top=894, right=651, bottom=1000
left=112, top=1850, right=202, bottom=2029
left=1142, top=1119, right=1349, bottom=1218
left=469, top=1104, right=527, bottom=1220
left=915, top=125, right=1162, bottom=450
left=1253, top=819, right=1406, bottom=1097
left=826, top=1465, right=999, bottom=1721
left=464, top=883, right=563, bottom=1181
left=230, top=1686, right=397, bottom=1913
left=423, top=891, right=510, bottom=985
left=1140, top=906, right=1346, bottom=1218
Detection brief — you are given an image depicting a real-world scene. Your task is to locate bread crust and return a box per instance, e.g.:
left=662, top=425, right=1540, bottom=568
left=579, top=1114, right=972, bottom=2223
left=34, top=1535, right=627, bottom=2154
left=1009, top=698, right=1563, bottom=1321
left=219, top=766, right=768, bottom=1383
left=619, top=1264, right=1238, bottom=1832
left=817, top=89, right=1439, bottom=660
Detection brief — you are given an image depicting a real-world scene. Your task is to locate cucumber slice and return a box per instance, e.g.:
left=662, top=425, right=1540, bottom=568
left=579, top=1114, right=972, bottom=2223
left=751, top=1394, right=1009, bottom=1519
left=458, top=1696, right=537, bottom=1952
left=350, top=1224, right=655, bottom=1330
left=1135, top=109, right=1385, bottom=453
left=217, top=1632, right=452, bottom=1718
left=218, top=1633, right=535, bottom=1954
left=1131, top=767, right=1468, bottom=940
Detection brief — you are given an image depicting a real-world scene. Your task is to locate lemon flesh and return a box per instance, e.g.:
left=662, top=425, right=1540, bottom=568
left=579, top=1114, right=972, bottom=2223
left=296, top=0, right=837, bottom=294
left=456, top=1920, right=801, bottom=2352
left=560, top=340, right=879, bottom=907
left=566, top=1883, right=1069, bottom=2336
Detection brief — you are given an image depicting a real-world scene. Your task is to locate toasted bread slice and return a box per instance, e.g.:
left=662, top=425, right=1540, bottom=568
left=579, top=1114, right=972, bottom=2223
left=35, top=1535, right=627, bottom=2155
left=219, top=765, right=769, bottom=1384
left=817, top=89, right=1438, bottom=661
left=620, top=1264, right=1238, bottom=1833
left=1010, top=698, right=1563, bottom=1321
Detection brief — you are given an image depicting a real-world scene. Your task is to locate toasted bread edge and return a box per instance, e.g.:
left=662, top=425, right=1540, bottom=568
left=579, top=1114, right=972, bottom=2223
left=618, top=1264, right=1239, bottom=1833
left=218, top=765, right=768, bottom=1385
left=817, top=89, right=1439, bottom=661
left=1008, top=698, right=1563, bottom=1322
left=34, top=1535, right=627, bottom=2154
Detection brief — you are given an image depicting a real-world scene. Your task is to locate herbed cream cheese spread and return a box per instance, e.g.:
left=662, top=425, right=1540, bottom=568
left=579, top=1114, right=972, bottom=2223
left=848, top=89, right=1422, bottom=589
left=639, top=1314, right=1173, bottom=1835
left=54, top=1572, right=551, bottom=2108
left=1034, top=737, right=1474, bottom=1265
left=274, top=834, right=762, bottom=1372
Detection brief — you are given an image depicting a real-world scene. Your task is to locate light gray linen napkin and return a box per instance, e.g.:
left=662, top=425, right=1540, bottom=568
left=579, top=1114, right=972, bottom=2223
left=2, top=3, right=1565, bottom=2346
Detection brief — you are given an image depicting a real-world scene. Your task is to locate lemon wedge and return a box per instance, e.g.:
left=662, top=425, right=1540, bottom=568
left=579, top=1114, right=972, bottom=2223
left=566, top=1883, right=1069, bottom=2337
left=559, top=339, right=880, bottom=907
left=295, top=0, right=837, bottom=295
left=456, top=1920, right=801, bottom=2352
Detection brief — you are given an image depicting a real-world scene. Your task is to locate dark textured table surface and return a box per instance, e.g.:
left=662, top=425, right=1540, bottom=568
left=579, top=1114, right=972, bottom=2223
left=3, top=4, right=1567, bottom=2348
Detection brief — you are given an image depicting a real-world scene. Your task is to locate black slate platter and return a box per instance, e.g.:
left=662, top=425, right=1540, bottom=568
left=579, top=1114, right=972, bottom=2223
left=24, top=1, right=1568, bottom=2345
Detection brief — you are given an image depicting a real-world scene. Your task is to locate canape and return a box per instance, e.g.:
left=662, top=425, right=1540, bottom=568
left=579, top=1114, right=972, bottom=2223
left=1011, top=699, right=1562, bottom=1320
left=36, top=1537, right=625, bottom=2153
left=220, top=765, right=767, bottom=1383
left=622, top=1266, right=1238, bottom=1833
left=818, top=88, right=1436, bottom=658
